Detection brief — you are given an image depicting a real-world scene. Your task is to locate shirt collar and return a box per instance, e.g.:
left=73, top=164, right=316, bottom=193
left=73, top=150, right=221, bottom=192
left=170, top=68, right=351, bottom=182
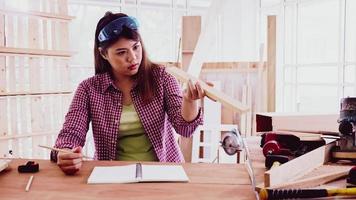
left=100, top=72, right=139, bottom=93
left=100, top=72, right=115, bottom=93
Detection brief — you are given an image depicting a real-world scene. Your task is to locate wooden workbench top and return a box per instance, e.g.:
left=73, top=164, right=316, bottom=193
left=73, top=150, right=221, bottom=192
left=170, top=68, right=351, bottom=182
left=0, top=159, right=257, bottom=200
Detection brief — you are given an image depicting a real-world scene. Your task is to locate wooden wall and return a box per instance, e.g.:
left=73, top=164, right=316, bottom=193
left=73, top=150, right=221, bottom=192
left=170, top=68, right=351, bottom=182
left=0, top=0, right=74, bottom=159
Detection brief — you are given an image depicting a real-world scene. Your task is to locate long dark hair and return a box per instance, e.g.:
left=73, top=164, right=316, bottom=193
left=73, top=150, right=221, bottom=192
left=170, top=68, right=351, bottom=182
left=94, top=12, right=157, bottom=103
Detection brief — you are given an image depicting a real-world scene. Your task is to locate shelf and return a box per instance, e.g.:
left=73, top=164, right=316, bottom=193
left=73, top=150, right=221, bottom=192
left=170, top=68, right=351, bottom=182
left=0, top=91, right=72, bottom=97
left=0, top=131, right=58, bottom=140
left=0, top=47, right=75, bottom=57
left=0, top=8, right=75, bottom=21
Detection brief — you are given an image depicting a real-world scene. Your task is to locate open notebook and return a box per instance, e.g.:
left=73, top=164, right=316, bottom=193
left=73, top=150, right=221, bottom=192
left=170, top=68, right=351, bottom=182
left=87, top=163, right=189, bottom=184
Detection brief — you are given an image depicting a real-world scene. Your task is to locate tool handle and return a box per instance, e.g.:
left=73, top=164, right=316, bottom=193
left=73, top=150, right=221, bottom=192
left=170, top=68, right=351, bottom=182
left=259, top=188, right=327, bottom=200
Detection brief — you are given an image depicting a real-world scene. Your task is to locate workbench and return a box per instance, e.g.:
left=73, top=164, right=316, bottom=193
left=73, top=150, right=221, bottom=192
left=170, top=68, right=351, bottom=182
left=0, top=159, right=257, bottom=200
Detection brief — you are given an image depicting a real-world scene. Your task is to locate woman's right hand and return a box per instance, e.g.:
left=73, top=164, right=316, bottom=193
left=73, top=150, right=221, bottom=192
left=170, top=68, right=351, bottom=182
left=57, top=146, right=83, bottom=175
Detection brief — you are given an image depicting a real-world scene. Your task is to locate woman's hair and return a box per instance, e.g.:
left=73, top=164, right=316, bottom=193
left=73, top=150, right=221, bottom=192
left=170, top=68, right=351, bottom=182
left=94, top=11, right=157, bottom=103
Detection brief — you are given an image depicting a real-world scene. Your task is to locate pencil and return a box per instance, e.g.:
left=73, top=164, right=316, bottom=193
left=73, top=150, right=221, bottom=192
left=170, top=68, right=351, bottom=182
left=38, top=145, right=93, bottom=159
left=25, top=175, right=34, bottom=192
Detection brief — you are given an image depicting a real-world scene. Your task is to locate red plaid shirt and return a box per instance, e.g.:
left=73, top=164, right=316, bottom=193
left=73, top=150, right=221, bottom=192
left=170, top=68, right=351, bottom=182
left=52, top=66, right=203, bottom=162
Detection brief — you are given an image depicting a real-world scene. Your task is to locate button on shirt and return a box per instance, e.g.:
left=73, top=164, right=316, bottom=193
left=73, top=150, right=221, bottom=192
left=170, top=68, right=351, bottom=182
left=52, top=66, right=203, bottom=162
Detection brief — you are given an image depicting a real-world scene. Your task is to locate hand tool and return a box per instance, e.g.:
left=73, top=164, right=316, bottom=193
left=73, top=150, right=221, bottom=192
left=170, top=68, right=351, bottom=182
left=260, top=132, right=301, bottom=157
left=220, top=129, right=258, bottom=199
left=347, top=166, right=356, bottom=188
left=259, top=187, right=356, bottom=200
left=332, top=97, right=356, bottom=162
left=18, top=161, right=39, bottom=173
left=264, top=154, right=289, bottom=169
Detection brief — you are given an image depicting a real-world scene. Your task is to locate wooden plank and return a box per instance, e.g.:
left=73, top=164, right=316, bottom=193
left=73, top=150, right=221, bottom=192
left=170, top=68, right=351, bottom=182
left=0, top=9, right=75, bottom=21
left=9, top=97, right=19, bottom=156
left=5, top=14, right=14, bottom=47
left=49, top=1, right=57, bottom=50
left=246, top=80, right=252, bottom=136
left=255, top=112, right=339, bottom=133
left=166, top=67, right=249, bottom=113
left=28, top=2, right=42, bottom=104
left=182, top=16, right=201, bottom=52
left=0, top=56, right=5, bottom=93
left=7, top=57, right=15, bottom=92
left=182, top=16, right=201, bottom=72
left=42, top=19, right=48, bottom=49
left=268, top=165, right=352, bottom=189
left=31, top=96, right=45, bottom=158
left=58, top=0, right=68, bottom=15
left=19, top=96, right=31, bottom=158
left=0, top=98, right=8, bottom=157
left=267, top=16, right=276, bottom=112
left=186, top=0, right=222, bottom=77
left=0, top=10, right=5, bottom=93
left=203, top=62, right=264, bottom=69
left=240, top=85, right=247, bottom=136
left=0, top=46, right=73, bottom=57
left=0, top=90, right=72, bottom=96
left=60, top=58, right=70, bottom=91
left=264, top=142, right=335, bottom=187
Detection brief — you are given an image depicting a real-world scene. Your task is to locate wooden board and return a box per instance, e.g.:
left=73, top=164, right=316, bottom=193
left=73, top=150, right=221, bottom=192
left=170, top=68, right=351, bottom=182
left=267, top=16, right=276, bottom=112
left=268, top=165, right=352, bottom=189
left=256, top=112, right=339, bottom=133
left=166, top=66, right=249, bottom=113
left=264, top=142, right=336, bottom=187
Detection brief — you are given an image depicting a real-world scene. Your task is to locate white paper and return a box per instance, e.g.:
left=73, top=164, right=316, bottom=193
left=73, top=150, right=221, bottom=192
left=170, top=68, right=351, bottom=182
left=141, top=165, right=189, bottom=182
left=87, top=164, right=189, bottom=184
left=87, top=164, right=137, bottom=184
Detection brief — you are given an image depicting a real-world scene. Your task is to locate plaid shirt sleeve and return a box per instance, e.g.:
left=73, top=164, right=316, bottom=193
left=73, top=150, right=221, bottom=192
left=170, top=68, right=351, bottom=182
left=51, top=81, right=90, bottom=161
left=163, top=68, right=203, bottom=137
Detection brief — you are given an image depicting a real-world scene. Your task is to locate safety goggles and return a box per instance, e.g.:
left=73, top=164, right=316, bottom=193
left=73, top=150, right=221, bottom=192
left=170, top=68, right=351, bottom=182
left=98, top=16, right=140, bottom=43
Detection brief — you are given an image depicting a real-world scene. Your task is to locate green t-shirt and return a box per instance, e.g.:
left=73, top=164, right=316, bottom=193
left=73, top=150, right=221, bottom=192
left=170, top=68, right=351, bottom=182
left=116, top=104, right=158, bottom=161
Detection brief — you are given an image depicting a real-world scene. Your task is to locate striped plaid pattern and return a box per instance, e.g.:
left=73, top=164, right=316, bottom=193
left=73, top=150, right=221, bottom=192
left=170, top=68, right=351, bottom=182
left=51, top=66, right=203, bottom=162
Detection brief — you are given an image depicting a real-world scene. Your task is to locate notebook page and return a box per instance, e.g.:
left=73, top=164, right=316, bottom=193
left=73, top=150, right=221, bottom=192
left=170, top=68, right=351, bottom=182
left=141, top=165, right=189, bottom=182
left=87, top=164, right=137, bottom=184
left=0, top=159, right=10, bottom=172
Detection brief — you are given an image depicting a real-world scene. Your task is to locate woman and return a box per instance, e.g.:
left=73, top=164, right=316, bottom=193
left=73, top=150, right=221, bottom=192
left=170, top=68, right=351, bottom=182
left=51, top=12, right=205, bottom=175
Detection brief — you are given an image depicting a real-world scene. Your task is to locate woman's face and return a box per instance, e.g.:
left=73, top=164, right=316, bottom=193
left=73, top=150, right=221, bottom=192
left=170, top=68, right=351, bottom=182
left=101, top=37, right=142, bottom=78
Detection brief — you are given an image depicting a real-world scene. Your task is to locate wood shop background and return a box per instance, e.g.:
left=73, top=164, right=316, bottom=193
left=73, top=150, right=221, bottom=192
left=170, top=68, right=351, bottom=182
left=1, top=0, right=356, bottom=196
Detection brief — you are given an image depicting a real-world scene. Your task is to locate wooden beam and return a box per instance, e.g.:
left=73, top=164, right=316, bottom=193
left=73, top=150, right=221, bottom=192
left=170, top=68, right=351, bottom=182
left=0, top=47, right=74, bottom=57
left=0, top=91, right=72, bottom=97
left=0, top=8, right=75, bottom=21
left=166, top=67, right=249, bottom=113
left=267, top=16, right=276, bottom=112
left=0, top=131, right=59, bottom=140
left=182, top=16, right=201, bottom=71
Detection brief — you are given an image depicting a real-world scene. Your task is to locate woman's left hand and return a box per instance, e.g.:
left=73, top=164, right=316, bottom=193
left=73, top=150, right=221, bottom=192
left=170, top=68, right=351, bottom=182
left=183, top=79, right=205, bottom=102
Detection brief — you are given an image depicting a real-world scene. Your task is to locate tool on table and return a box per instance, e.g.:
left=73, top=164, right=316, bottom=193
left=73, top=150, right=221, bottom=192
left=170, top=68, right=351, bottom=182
left=220, top=129, right=258, bottom=199
left=259, top=187, right=356, bottom=200
left=18, top=161, right=39, bottom=173
left=332, top=97, right=356, bottom=162
left=261, top=132, right=325, bottom=169
left=264, top=154, right=290, bottom=169
left=25, top=175, right=34, bottom=192
left=347, top=166, right=356, bottom=188
left=260, top=132, right=301, bottom=157
left=220, top=128, right=244, bottom=155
